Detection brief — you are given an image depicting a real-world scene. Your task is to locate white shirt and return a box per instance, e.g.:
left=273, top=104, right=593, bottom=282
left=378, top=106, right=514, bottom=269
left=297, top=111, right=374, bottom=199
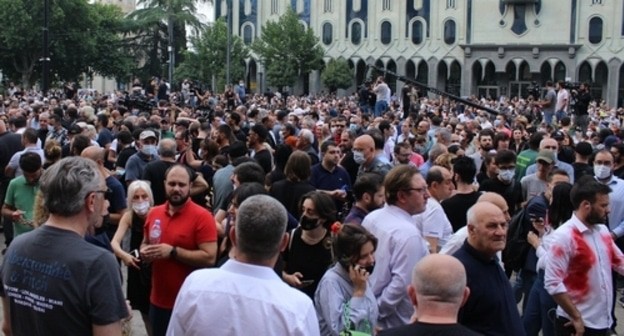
left=7, top=146, right=45, bottom=177
left=363, top=204, right=429, bottom=330
left=544, top=214, right=624, bottom=329
left=166, top=259, right=320, bottom=336
left=413, top=198, right=453, bottom=249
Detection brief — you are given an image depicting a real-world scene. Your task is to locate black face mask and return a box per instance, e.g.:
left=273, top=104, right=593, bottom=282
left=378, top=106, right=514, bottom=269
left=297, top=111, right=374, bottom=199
left=300, top=215, right=321, bottom=231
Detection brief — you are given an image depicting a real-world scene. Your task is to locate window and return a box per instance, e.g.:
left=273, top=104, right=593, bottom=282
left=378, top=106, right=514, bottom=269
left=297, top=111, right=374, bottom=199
left=243, top=25, right=253, bottom=45
left=589, top=17, right=603, bottom=44
left=381, top=21, right=392, bottom=45
left=446, top=0, right=456, bottom=9
left=411, top=20, right=423, bottom=45
left=444, top=20, right=456, bottom=44
left=322, top=22, right=333, bottom=45
left=324, top=0, right=332, bottom=13
left=271, top=0, right=279, bottom=15
left=382, top=0, right=390, bottom=11
left=351, top=21, right=362, bottom=45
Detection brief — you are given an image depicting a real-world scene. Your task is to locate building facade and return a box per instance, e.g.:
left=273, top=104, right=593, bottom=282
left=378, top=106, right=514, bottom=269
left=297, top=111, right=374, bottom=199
left=216, top=0, right=624, bottom=107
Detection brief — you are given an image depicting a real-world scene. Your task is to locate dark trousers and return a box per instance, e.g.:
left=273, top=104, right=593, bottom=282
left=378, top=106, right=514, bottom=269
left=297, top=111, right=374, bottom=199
left=523, top=270, right=556, bottom=336
left=149, top=304, right=173, bottom=336
left=555, top=317, right=609, bottom=336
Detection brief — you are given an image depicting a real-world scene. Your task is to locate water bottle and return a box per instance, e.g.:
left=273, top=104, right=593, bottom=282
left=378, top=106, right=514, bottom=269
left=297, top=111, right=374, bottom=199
left=149, top=219, right=161, bottom=244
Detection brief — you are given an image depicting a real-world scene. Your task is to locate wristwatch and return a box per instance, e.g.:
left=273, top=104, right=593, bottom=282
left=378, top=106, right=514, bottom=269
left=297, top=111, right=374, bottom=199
left=170, top=246, right=178, bottom=259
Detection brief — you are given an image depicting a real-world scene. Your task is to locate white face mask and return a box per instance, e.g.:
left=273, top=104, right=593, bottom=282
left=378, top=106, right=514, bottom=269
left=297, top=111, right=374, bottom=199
left=353, top=150, right=366, bottom=165
left=498, top=169, right=515, bottom=183
left=594, top=164, right=612, bottom=180
left=132, top=201, right=150, bottom=216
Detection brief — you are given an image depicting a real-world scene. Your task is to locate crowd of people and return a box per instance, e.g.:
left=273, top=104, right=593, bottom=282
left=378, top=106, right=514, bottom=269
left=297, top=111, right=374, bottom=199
left=0, top=75, right=624, bottom=335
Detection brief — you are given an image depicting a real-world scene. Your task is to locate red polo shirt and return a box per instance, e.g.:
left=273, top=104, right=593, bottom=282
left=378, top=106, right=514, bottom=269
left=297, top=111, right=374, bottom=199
left=144, top=200, right=217, bottom=309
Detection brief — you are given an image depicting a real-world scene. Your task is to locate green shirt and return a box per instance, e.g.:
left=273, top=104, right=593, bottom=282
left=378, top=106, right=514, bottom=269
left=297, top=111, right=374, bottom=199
left=515, top=149, right=538, bottom=182
left=4, top=176, right=38, bottom=236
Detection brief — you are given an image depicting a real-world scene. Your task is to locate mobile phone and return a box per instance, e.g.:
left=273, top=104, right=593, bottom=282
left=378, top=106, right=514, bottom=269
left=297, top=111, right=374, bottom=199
left=130, top=249, right=140, bottom=259
left=300, top=280, right=315, bottom=287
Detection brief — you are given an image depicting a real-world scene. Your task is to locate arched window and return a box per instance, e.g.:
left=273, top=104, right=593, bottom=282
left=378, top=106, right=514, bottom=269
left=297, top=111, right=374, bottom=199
left=351, top=21, right=362, bottom=45
left=411, top=20, right=423, bottom=44
left=243, top=25, right=253, bottom=45
left=444, top=20, right=456, bottom=45
left=381, top=21, right=392, bottom=45
left=322, top=22, right=333, bottom=45
left=589, top=17, right=603, bottom=44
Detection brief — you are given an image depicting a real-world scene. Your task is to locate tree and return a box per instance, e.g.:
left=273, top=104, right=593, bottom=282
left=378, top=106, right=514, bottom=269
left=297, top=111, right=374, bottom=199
left=0, top=0, right=132, bottom=88
left=321, top=58, right=353, bottom=93
left=128, top=0, right=207, bottom=82
left=175, top=18, right=248, bottom=92
left=251, top=7, right=324, bottom=90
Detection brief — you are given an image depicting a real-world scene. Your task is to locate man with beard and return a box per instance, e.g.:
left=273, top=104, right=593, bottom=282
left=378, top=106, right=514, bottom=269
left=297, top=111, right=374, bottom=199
left=310, top=141, right=351, bottom=215
left=545, top=176, right=624, bottom=336
left=363, top=165, right=429, bottom=330
left=468, top=128, right=495, bottom=175
left=140, top=165, right=218, bottom=336
left=344, top=173, right=384, bottom=226
left=339, top=129, right=359, bottom=185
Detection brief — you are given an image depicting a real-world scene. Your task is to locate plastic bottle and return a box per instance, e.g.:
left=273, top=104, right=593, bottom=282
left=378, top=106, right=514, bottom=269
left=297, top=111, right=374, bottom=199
left=149, top=219, right=161, bottom=244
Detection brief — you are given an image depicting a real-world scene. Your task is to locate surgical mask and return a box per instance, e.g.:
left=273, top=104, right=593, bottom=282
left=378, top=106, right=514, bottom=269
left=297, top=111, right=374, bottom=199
left=132, top=201, right=150, bottom=216
left=353, top=151, right=366, bottom=165
left=349, top=124, right=358, bottom=132
left=141, top=144, right=157, bottom=156
left=594, top=164, right=612, bottom=179
left=331, top=127, right=338, bottom=134
left=498, top=169, right=515, bottom=183
left=300, top=215, right=321, bottom=231
left=364, top=264, right=375, bottom=274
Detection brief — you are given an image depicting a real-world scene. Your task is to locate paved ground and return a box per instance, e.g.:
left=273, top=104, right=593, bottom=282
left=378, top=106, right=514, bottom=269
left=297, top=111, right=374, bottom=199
left=0, top=231, right=622, bottom=335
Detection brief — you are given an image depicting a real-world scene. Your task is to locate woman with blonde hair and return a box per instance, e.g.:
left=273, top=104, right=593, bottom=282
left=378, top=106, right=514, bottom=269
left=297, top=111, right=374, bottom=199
left=111, top=180, right=154, bottom=333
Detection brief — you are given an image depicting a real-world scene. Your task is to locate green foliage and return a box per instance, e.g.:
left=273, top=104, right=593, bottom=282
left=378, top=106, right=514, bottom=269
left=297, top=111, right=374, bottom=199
left=128, top=0, right=207, bottom=82
left=0, top=0, right=132, bottom=87
left=251, top=7, right=324, bottom=90
left=321, top=58, right=353, bottom=93
left=175, top=18, right=248, bottom=92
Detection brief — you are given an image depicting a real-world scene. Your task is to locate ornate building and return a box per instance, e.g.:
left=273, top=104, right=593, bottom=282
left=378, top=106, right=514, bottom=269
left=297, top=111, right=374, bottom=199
left=216, top=0, right=624, bottom=107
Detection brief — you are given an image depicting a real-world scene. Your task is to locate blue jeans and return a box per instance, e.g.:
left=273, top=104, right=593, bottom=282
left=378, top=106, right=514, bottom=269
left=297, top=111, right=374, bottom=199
left=555, top=110, right=567, bottom=123
left=374, top=100, right=388, bottom=117
left=523, top=270, right=556, bottom=336
left=149, top=304, right=173, bottom=336
left=543, top=110, right=554, bottom=125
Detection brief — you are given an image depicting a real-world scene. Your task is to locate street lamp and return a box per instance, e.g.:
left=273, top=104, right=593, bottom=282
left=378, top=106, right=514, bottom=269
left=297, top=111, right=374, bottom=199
left=42, top=0, right=50, bottom=94
left=226, top=0, right=232, bottom=87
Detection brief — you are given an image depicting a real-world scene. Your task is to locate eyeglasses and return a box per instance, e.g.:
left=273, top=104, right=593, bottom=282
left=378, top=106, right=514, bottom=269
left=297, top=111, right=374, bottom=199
left=402, top=187, right=427, bottom=194
left=93, top=188, right=111, bottom=197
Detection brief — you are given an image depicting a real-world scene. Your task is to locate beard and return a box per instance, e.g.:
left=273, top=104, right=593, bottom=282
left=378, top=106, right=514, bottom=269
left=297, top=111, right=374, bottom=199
left=167, top=191, right=190, bottom=206
left=586, top=207, right=606, bottom=225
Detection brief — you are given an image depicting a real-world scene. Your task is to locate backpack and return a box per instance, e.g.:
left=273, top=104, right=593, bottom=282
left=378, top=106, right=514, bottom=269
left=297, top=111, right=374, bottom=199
left=502, top=208, right=530, bottom=272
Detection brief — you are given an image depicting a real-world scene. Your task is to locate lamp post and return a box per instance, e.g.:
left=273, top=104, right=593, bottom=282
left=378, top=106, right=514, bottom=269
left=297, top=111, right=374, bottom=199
left=168, top=14, right=174, bottom=86
left=226, top=0, right=232, bottom=87
left=42, top=0, right=50, bottom=94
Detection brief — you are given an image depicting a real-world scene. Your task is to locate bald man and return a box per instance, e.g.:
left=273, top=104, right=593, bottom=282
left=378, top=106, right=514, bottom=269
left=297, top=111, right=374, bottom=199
left=81, top=146, right=127, bottom=240
left=353, top=134, right=391, bottom=177
left=453, top=202, right=524, bottom=335
left=440, top=192, right=510, bottom=256
left=379, top=254, right=480, bottom=336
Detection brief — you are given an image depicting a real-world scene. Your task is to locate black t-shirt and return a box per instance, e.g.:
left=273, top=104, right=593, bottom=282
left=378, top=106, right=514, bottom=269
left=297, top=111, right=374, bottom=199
left=283, top=228, right=333, bottom=299
left=142, top=160, right=176, bottom=205
left=557, top=147, right=575, bottom=164
left=116, top=146, right=137, bottom=169
left=479, top=178, right=523, bottom=215
left=442, top=191, right=482, bottom=232
left=269, top=179, right=316, bottom=219
left=0, top=226, right=128, bottom=334
left=573, top=162, right=594, bottom=181
left=253, top=149, right=272, bottom=175
left=379, top=321, right=483, bottom=336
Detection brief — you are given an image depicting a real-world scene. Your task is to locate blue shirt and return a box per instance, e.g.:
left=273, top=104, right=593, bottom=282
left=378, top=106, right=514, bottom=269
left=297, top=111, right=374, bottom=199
left=525, top=159, right=575, bottom=184
left=454, top=241, right=525, bottom=336
left=600, top=176, right=624, bottom=237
